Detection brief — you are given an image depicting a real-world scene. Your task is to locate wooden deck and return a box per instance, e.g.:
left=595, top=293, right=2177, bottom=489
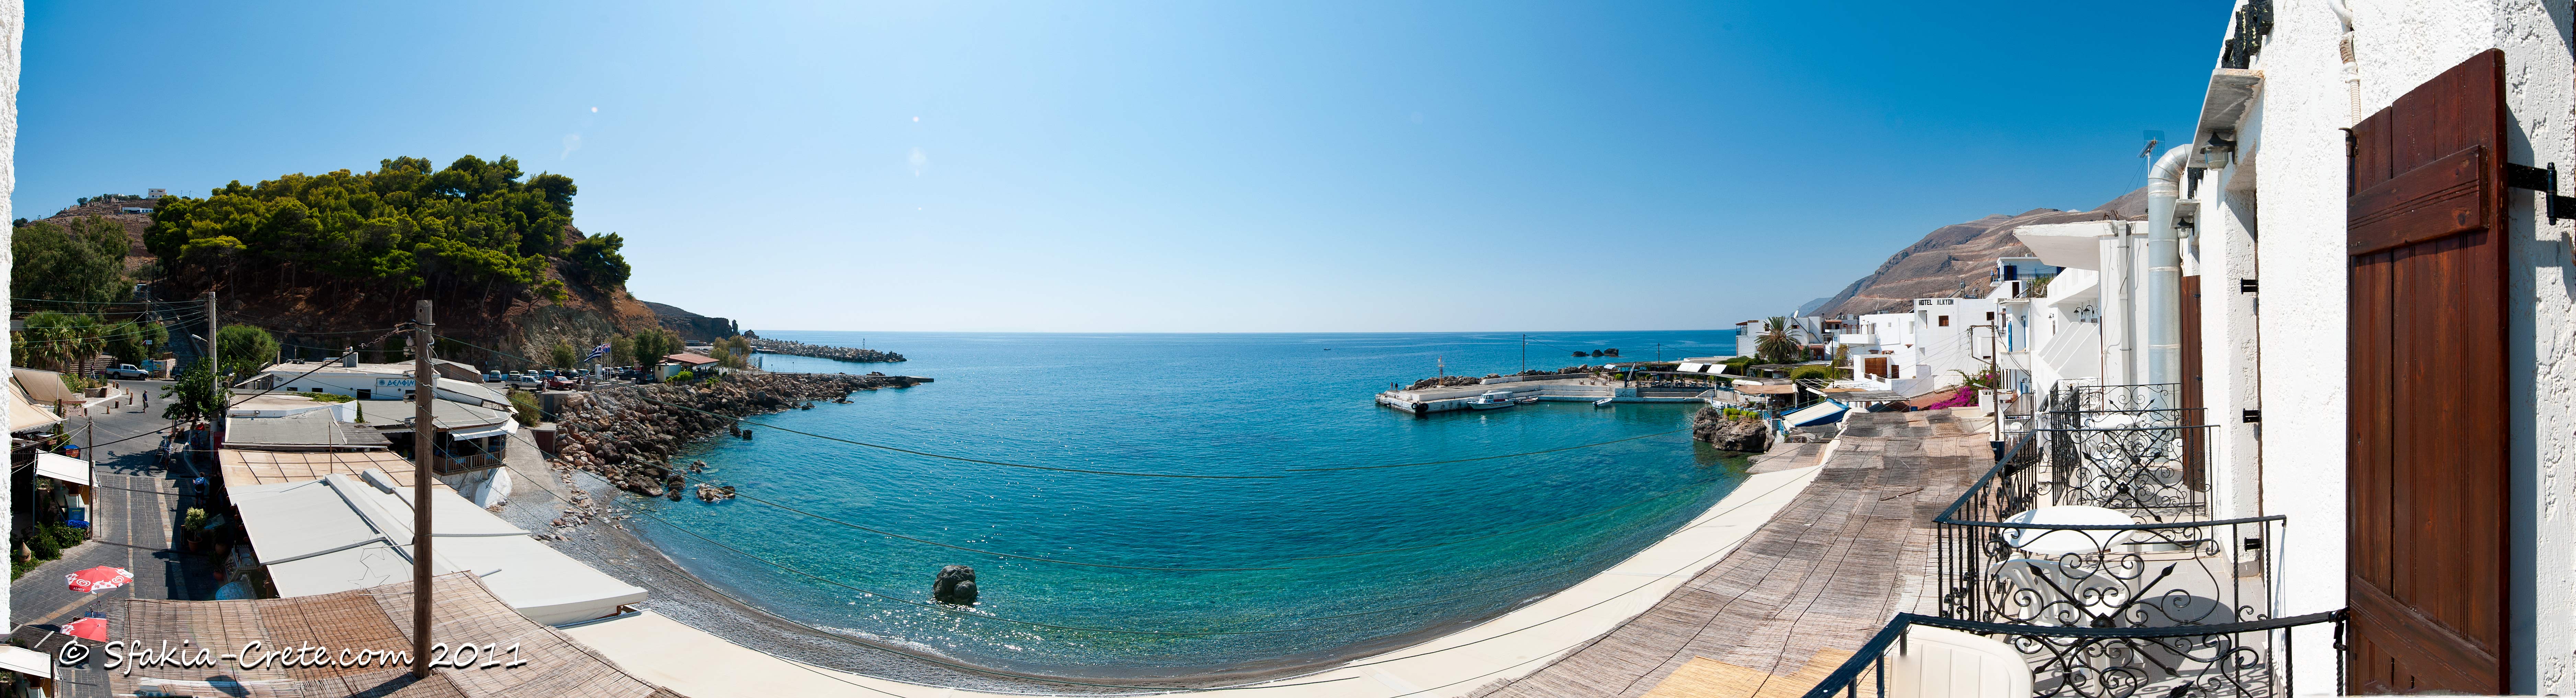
left=1473, top=409, right=1990, bottom=698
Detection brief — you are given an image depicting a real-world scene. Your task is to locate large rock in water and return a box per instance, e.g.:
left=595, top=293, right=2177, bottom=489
left=1691, top=406, right=1771, bottom=453
left=933, top=565, right=979, bottom=605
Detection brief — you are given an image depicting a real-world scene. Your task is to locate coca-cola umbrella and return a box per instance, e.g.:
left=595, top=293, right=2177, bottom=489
left=64, top=617, right=107, bottom=641
left=66, top=566, right=132, bottom=594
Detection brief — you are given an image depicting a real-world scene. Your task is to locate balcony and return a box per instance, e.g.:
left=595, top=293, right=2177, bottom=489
left=432, top=451, right=506, bottom=476
left=1807, top=383, right=2344, bottom=697
left=1837, top=333, right=1881, bottom=345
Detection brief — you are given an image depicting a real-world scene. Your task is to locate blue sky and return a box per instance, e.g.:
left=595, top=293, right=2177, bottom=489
left=14, top=2, right=2231, bottom=332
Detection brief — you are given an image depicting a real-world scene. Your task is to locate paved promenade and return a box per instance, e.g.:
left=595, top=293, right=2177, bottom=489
left=1475, top=409, right=1988, bottom=698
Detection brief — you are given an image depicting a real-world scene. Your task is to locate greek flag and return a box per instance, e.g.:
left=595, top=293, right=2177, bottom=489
left=587, top=343, right=611, bottom=360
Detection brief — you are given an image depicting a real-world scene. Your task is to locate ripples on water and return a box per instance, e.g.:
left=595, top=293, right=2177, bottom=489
left=627, top=330, right=1746, bottom=676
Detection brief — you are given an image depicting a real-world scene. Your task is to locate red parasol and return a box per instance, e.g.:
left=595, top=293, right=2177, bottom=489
left=66, top=566, right=133, bottom=594
left=64, top=617, right=106, bottom=641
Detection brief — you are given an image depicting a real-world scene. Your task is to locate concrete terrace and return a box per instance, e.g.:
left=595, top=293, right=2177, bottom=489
left=1474, top=409, right=1987, bottom=698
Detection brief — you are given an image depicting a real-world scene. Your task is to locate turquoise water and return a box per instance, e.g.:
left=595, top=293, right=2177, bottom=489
left=626, top=331, right=1746, bottom=677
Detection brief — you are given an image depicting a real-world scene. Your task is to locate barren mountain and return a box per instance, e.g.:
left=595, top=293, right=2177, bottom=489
left=1815, top=186, right=2148, bottom=317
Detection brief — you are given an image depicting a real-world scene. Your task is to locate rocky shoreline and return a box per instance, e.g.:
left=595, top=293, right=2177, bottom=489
left=1690, top=405, right=1771, bottom=453
left=748, top=338, right=907, bottom=363
left=549, top=372, right=927, bottom=500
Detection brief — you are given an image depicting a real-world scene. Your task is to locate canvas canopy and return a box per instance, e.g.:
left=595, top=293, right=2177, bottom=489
left=230, top=471, right=644, bottom=626
left=33, top=452, right=88, bottom=486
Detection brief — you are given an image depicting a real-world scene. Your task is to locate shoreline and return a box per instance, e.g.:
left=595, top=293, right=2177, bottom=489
left=524, top=373, right=1799, bottom=692
left=557, top=458, right=1828, bottom=697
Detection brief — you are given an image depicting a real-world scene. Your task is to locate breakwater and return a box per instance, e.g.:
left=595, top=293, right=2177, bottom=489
left=750, top=338, right=906, bottom=363
left=551, top=372, right=927, bottom=499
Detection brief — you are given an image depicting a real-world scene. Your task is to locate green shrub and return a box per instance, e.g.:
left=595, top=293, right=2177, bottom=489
left=182, top=508, right=209, bottom=533
left=669, top=370, right=694, bottom=383
left=28, top=532, right=59, bottom=561
left=305, top=391, right=354, bottom=403
left=45, top=523, right=84, bottom=549
left=507, top=391, right=541, bottom=427
left=1788, top=365, right=1837, bottom=382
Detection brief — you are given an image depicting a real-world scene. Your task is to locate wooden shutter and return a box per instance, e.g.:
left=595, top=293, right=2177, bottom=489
left=1864, top=356, right=1888, bottom=379
left=2345, top=48, right=2511, bottom=695
left=2179, top=275, right=2204, bottom=490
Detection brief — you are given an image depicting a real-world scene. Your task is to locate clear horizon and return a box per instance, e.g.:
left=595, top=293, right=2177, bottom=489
left=16, top=1, right=2228, bottom=332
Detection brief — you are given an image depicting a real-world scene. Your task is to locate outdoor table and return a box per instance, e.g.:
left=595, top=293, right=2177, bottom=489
left=1998, top=505, right=2136, bottom=556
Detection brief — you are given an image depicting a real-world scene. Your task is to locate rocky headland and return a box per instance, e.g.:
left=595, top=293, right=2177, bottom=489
left=748, top=338, right=906, bottom=363
left=548, top=372, right=927, bottom=501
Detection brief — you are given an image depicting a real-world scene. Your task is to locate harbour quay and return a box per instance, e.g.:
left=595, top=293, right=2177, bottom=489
left=1374, top=375, right=1716, bottom=416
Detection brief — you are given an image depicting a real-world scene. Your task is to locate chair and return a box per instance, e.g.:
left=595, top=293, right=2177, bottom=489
left=1882, top=626, right=2034, bottom=698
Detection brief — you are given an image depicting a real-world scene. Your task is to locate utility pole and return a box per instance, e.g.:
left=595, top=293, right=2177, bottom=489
left=204, top=292, right=218, bottom=384
left=410, top=300, right=435, bottom=678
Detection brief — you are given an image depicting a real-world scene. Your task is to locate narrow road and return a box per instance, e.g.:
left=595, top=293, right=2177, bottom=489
left=10, top=381, right=217, bottom=696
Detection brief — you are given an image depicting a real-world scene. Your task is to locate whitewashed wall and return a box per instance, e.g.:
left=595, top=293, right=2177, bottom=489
left=0, top=0, right=22, bottom=632
left=2234, top=0, right=2576, bottom=692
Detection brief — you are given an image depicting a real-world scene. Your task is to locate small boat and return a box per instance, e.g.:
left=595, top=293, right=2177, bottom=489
left=1467, top=390, right=1518, bottom=410
left=1593, top=397, right=1615, bottom=408
left=1513, top=396, right=1540, bottom=405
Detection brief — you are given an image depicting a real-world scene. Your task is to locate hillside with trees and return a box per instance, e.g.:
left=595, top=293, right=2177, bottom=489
left=10, top=155, right=704, bottom=376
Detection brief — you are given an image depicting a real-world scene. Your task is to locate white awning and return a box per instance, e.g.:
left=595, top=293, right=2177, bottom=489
left=34, top=452, right=89, bottom=486
left=446, top=419, right=520, bottom=441
left=0, top=645, right=52, bottom=680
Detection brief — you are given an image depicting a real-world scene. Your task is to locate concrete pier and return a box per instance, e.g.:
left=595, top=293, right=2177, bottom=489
left=1376, top=377, right=1715, bottom=416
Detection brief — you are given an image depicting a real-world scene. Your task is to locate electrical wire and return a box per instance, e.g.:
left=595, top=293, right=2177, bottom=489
left=651, top=467, right=1289, bottom=572
left=1287, top=477, right=1724, bottom=560
left=1281, top=426, right=1692, bottom=472
left=628, top=392, right=1284, bottom=480
left=629, top=510, right=1294, bottom=636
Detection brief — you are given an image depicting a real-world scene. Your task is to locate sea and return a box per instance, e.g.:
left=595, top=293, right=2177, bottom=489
left=624, top=330, right=1748, bottom=678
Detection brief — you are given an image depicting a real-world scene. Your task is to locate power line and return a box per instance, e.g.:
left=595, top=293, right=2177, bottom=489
left=628, top=392, right=1284, bottom=480
left=1281, top=427, right=1691, bottom=472
left=1288, top=476, right=1725, bottom=560
left=630, top=510, right=1293, bottom=636
left=654, top=466, right=1289, bottom=572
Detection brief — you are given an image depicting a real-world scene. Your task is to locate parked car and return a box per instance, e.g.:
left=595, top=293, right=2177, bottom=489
left=483, top=370, right=505, bottom=383
left=101, top=364, right=149, bottom=380
left=508, top=373, right=542, bottom=388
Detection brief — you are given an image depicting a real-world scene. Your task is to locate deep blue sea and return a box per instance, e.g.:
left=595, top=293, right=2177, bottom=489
left=626, top=330, right=1746, bottom=677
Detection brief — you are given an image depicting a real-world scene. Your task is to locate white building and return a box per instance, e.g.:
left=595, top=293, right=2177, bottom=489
left=254, top=358, right=509, bottom=409
left=1833, top=3, right=2576, bottom=695
left=1832, top=295, right=1999, bottom=398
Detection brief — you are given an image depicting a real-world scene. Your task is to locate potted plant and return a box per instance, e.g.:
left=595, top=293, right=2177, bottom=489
left=180, top=507, right=209, bottom=552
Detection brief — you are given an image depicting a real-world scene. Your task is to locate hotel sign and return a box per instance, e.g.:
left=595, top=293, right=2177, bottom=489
left=375, top=378, right=416, bottom=388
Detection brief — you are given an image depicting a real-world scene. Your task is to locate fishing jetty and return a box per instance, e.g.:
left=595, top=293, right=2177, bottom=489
left=1376, top=371, right=1719, bottom=415
left=748, top=337, right=908, bottom=363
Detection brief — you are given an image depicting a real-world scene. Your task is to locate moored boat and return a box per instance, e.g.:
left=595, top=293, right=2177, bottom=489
left=1593, top=397, right=1614, bottom=408
left=1467, top=390, right=1518, bottom=410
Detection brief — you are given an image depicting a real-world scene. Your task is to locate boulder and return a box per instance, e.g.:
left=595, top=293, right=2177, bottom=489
left=1691, top=406, right=1771, bottom=453
left=933, top=564, right=979, bottom=605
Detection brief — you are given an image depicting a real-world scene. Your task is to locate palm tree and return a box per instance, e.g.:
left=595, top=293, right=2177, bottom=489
left=1755, top=316, right=1800, bottom=365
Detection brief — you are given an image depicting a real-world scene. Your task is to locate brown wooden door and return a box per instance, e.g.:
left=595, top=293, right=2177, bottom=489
left=2345, top=48, right=2512, bottom=695
left=1864, top=356, right=1888, bottom=379
left=2179, top=275, right=2204, bottom=490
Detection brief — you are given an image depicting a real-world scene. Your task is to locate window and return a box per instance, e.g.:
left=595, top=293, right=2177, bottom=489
left=1986, top=312, right=1995, bottom=322
left=1938, top=316, right=1950, bottom=327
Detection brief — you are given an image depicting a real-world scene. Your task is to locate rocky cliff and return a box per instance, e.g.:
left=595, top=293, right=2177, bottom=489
left=643, top=301, right=741, bottom=342
left=1815, top=187, right=2149, bottom=318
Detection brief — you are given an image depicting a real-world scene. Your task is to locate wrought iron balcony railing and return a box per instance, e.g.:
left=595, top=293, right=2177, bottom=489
left=1801, top=610, right=2345, bottom=698
left=2041, top=382, right=2208, bottom=522
left=1800, top=397, right=2342, bottom=698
